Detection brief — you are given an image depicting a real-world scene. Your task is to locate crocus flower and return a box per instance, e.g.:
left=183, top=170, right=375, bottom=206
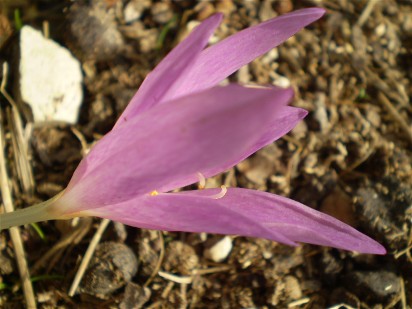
left=0, top=8, right=385, bottom=254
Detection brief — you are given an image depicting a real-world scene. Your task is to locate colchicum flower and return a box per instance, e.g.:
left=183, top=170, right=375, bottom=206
left=0, top=8, right=385, bottom=254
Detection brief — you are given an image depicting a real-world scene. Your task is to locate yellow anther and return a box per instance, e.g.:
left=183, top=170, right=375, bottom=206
left=150, top=190, right=159, bottom=196
left=211, top=185, right=228, bottom=199
left=196, top=172, right=206, bottom=189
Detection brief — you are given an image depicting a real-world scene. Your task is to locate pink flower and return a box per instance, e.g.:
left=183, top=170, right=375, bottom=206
left=1, top=8, right=385, bottom=254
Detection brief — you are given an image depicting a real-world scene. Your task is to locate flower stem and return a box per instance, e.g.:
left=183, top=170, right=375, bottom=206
left=0, top=197, right=60, bottom=230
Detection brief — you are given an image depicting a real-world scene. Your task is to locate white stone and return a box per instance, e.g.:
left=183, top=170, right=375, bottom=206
left=124, top=2, right=142, bottom=23
left=375, top=23, right=386, bottom=37
left=270, top=72, right=291, bottom=88
left=124, top=0, right=150, bottom=24
left=204, top=236, right=233, bottom=262
left=20, top=26, right=83, bottom=124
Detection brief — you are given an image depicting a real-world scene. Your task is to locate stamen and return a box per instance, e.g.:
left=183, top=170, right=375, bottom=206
left=196, top=172, right=206, bottom=189
left=150, top=190, right=159, bottom=196
left=211, top=185, right=228, bottom=199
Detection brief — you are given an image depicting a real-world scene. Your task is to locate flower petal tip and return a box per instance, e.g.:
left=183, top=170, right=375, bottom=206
left=366, top=242, right=387, bottom=255
left=345, top=236, right=386, bottom=255
left=295, top=107, right=308, bottom=120
left=296, top=7, right=327, bottom=19
left=202, top=12, right=224, bottom=28
left=209, top=12, right=224, bottom=23
left=309, top=7, right=327, bottom=15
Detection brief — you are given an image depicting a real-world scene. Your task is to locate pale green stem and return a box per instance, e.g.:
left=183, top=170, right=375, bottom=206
left=0, top=193, right=64, bottom=230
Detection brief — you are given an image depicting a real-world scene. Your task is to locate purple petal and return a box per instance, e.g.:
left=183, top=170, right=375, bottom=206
left=115, top=8, right=324, bottom=124
left=114, top=14, right=223, bottom=128
left=249, top=105, right=307, bottom=153
left=59, top=85, right=297, bottom=213
left=166, top=8, right=326, bottom=101
left=88, top=188, right=386, bottom=254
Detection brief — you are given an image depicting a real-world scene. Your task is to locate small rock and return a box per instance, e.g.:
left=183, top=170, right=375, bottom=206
left=122, top=22, right=159, bottom=53
left=80, top=242, right=138, bottom=298
left=347, top=271, right=400, bottom=300
left=69, top=2, right=124, bottom=61
left=138, top=28, right=159, bottom=53
left=151, top=1, right=173, bottom=24
left=355, top=175, right=412, bottom=250
left=320, top=250, right=343, bottom=276
left=284, top=275, right=302, bottom=300
left=37, top=291, right=56, bottom=305
left=137, top=239, right=159, bottom=277
left=262, top=48, right=278, bottom=64
left=274, top=0, right=293, bottom=14
left=19, top=26, right=83, bottom=124
left=237, top=144, right=281, bottom=188
left=124, top=0, right=150, bottom=24
left=114, top=222, right=128, bottom=242
left=271, top=74, right=291, bottom=88
left=320, top=188, right=357, bottom=226
left=204, top=236, right=233, bottom=262
left=87, top=94, right=115, bottom=133
left=313, top=93, right=329, bottom=132
left=355, top=187, right=390, bottom=234
left=365, top=108, right=381, bottom=127
left=272, top=248, right=304, bottom=275
left=216, top=0, right=236, bottom=16
left=231, top=241, right=264, bottom=269
left=259, top=0, right=277, bottom=21
left=31, top=126, right=82, bottom=172
left=120, top=282, right=151, bottom=309
left=375, top=23, right=386, bottom=37
left=163, top=241, right=199, bottom=275
left=0, top=250, right=14, bottom=275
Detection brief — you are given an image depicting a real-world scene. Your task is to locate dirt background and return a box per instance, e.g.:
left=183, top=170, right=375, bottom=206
left=0, top=0, right=411, bottom=308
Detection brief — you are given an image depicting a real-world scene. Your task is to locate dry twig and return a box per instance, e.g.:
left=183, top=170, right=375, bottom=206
left=158, top=271, right=193, bottom=284
left=1, top=63, right=35, bottom=195
left=378, top=92, right=412, bottom=144
left=0, top=63, right=37, bottom=309
left=31, top=218, right=92, bottom=274
left=287, top=297, right=310, bottom=308
left=400, top=277, right=407, bottom=309
left=68, top=218, right=111, bottom=296
left=144, top=230, right=165, bottom=287
left=357, top=0, right=379, bottom=27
